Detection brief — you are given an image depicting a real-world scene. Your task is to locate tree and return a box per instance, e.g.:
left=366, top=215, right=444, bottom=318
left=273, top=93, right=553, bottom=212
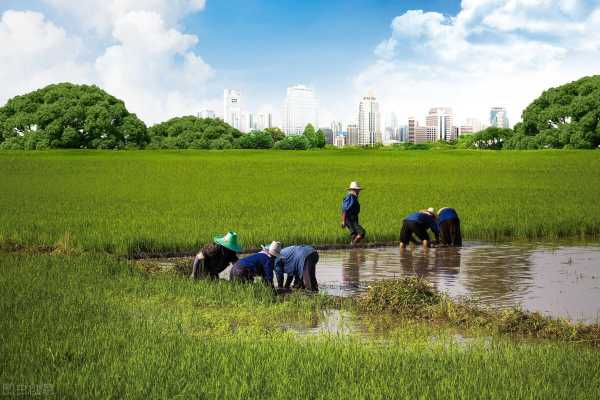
left=302, top=123, right=325, bottom=148
left=147, top=116, right=242, bottom=149
left=239, top=131, right=274, bottom=149
left=516, top=75, right=600, bottom=149
left=274, top=135, right=310, bottom=150
left=0, top=83, right=148, bottom=149
left=264, top=127, right=285, bottom=143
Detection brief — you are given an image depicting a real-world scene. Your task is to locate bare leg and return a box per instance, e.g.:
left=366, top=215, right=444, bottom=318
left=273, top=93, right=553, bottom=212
left=352, top=234, right=364, bottom=246
left=422, top=240, right=430, bottom=248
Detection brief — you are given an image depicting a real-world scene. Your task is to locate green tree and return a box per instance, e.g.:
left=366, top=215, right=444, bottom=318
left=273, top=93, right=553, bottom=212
left=147, top=116, right=242, bottom=149
left=274, top=135, right=310, bottom=150
left=264, top=127, right=285, bottom=143
left=0, top=83, right=149, bottom=149
left=517, top=75, right=600, bottom=149
left=239, top=131, right=274, bottom=149
left=302, top=123, right=325, bottom=148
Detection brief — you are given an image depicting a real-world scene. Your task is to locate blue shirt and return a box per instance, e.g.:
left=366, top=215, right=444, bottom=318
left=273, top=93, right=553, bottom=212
left=341, top=193, right=360, bottom=219
left=404, top=212, right=440, bottom=235
left=275, top=245, right=316, bottom=281
left=438, top=207, right=459, bottom=224
left=236, top=252, right=274, bottom=283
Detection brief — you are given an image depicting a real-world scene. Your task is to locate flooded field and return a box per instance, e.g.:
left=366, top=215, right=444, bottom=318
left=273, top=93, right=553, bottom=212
left=142, top=242, right=600, bottom=323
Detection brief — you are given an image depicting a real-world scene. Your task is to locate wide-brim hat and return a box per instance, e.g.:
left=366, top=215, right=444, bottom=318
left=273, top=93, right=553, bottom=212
left=348, top=181, right=363, bottom=190
left=261, top=241, right=283, bottom=258
left=214, top=231, right=242, bottom=252
left=425, top=207, right=436, bottom=217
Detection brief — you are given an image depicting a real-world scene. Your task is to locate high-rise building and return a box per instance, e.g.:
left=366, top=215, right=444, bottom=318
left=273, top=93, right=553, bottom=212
left=358, top=92, right=382, bottom=146
left=414, top=126, right=438, bottom=144
left=385, top=112, right=399, bottom=142
left=347, top=124, right=359, bottom=146
left=223, top=89, right=242, bottom=130
left=331, top=121, right=343, bottom=136
left=282, top=85, right=318, bottom=135
left=408, top=117, right=418, bottom=143
left=334, top=135, right=346, bottom=148
left=198, top=109, right=215, bottom=119
left=459, top=118, right=483, bottom=135
left=256, top=112, right=272, bottom=131
left=398, top=125, right=408, bottom=142
left=426, top=107, right=454, bottom=141
left=490, top=107, right=509, bottom=128
left=321, top=128, right=334, bottom=145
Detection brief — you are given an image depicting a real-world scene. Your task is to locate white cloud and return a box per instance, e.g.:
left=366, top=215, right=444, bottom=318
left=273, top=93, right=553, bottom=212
left=0, top=2, right=215, bottom=125
left=356, top=0, right=600, bottom=125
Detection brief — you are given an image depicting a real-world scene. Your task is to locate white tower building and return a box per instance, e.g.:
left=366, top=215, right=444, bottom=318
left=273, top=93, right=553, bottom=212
left=426, top=107, right=454, bottom=141
left=490, top=107, right=509, bottom=129
left=223, top=89, right=242, bottom=130
left=358, top=92, right=382, bottom=146
left=282, top=85, right=318, bottom=135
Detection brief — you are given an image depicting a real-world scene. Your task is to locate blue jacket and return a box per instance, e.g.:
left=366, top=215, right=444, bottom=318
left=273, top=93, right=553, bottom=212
left=341, top=193, right=360, bottom=219
left=275, top=245, right=316, bottom=282
left=404, top=212, right=440, bottom=236
left=236, top=252, right=274, bottom=283
left=438, top=207, right=459, bottom=224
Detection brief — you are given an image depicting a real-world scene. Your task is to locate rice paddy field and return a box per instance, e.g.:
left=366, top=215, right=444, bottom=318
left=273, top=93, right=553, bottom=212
left=2, top=149, right=600, bottom=398
left=1, top=149, right=599, bottom=255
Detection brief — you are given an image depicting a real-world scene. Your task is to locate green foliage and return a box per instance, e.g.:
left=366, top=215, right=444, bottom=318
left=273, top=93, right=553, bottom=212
left=0, top=83, right=148, bottom=149
left=274, top=135, right=311, bottom=150
left=239, top=131, right=274, bottom=149
left=264, top=127, right=285, bottom=142
left=460, top=127, right=514, bottom=149
left=513, top=75, right=600, bottom=149
left=148, top=116, right=242, bottom=149
left=302, top=123, right=326, bottom=148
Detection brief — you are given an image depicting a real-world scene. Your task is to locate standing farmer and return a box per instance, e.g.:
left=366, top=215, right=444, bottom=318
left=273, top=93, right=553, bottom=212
left=190, top=231, right=242, bottom=279
left=230, top=241, right=282, bottom=286
left=437, top=207, right=462, bottom=247
left=341, top=181, right=365, bottom=246
left=274, top=245, right=319, bottom=292
left=399, top=208, right=440, bottom=249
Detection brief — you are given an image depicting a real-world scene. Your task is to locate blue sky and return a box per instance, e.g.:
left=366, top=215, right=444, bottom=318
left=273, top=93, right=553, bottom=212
left=1, top=1, right=599, bottom=126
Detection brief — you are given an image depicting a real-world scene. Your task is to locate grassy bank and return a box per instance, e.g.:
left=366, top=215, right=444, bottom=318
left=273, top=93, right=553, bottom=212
left=1, top=150, right=600, bottom=255
left=1, top=253, right=600, bottom=399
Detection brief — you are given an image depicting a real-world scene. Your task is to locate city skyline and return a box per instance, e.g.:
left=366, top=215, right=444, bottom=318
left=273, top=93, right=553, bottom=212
left=1, top=1, right=599, bottom=126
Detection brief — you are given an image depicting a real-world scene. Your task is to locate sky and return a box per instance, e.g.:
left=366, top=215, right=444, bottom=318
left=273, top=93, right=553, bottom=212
left=1, top=0, right=599, bottom=127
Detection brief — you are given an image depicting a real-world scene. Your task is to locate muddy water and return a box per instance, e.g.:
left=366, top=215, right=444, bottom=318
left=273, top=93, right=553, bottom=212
left=316, top=242, right=600, bottom=323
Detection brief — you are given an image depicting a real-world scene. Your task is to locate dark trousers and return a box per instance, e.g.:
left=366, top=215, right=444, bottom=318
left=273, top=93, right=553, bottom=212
left=229, top=263, right=254, bottom=282
left=439, top=218, right=462, bottom=246
left=286, top=252, right=319, bottom=292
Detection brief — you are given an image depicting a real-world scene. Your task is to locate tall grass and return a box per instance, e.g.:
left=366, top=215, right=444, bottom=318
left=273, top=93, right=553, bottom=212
left=1, top=253, right=599, bottom=399
left=1, top=150, right=599, bottom=255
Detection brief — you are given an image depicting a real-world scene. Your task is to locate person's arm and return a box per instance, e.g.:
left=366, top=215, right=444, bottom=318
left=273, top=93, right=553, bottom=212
left=341, top=195, right=353, bottom=227
left=429, top=219, right=440, bottom=242
left=284, top=274, right=294, bottom=288
left=191, top=252, right=204, bottom=278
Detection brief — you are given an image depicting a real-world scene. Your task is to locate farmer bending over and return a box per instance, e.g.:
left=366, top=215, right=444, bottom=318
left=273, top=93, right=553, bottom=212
left=341, top=181, right=365, bottom=246
left=229, top=241, right=282, bottom=286
left=400, top=208, right=440, bottom=249
left=190, top=231, right=241, bottom=279
left=437, top=207, right=462, bottom=247
left=275, top=245, right=319, bottom=292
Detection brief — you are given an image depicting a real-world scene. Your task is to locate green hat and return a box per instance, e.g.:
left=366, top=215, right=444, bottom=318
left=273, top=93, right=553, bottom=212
left=213, top=231, right=242, bottom=253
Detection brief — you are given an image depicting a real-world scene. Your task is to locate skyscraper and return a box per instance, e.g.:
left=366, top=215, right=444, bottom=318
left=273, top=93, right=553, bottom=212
left=490, top=107, right=509, bottom=129
left=256, top=112, right=272, bottom=130
left=358, top=92, right=382, bottom=146
left=426, top=107, right=454, bottom=141
left=282, top=85, right=318, bottom=135
left=459, top=118, right=483, bottom=135
left=347, top=123, right=359, bottom=146
left=223, top=89, right=242, bottom=130
left=408, top=117, right=418, bottom=143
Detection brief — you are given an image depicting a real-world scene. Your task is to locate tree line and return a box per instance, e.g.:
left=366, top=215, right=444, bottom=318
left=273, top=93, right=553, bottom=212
left=1, top=76, right=599, bottom=150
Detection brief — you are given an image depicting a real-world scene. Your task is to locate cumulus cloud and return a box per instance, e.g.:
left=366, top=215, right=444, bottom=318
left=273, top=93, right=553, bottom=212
left=0, top=1, right=215, bottom=125
left=356, top=0, right=600, bottom=125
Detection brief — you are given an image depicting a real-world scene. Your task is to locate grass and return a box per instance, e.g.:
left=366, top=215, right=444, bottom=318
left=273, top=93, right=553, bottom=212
left=2, top=252, right=600, bottom=399
left=1, top=150, right=600, bottom=256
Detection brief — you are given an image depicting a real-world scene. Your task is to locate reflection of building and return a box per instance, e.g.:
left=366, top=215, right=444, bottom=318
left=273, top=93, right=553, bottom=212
left=426, top=107, right=455, bottom=141
left=223, top=89, right=242, bottom=130
left=283, top=85, right=318, bottom=135
left=358, top=92, right=382, bottom=145
left=490, top=107, right=509, bottom=128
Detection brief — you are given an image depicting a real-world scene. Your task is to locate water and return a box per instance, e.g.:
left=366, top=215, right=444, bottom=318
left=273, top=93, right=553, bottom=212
left=316, top=242, right=600, bottom=323
left=140, top=242, right=600, bottom=323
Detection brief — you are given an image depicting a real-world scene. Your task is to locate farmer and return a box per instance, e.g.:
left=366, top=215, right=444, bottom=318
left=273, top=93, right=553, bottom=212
left=190, top=231, right=241, bottom=279
left=274, top=245, right=319, bottom=292
left=341, top=181, right=365, bottom=246
left=229, top=241, right=282, bottom=286
left=437, top=207, right=462, bottom=247
left=399, top=208, right=440, bottom=248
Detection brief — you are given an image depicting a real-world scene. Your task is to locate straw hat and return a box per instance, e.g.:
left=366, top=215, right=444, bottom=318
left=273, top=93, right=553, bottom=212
left=261, top=241, right=283, bottom=257
left=348, top=181, right=363, bottom=190
left=213, top=231, right=242, bottom=252
left=425, top=207, right=436, bottom=217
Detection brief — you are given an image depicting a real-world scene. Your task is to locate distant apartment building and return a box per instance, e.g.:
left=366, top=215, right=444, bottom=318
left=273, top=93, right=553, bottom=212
left=426, top=107, right=454, bottom=141
left=414, top=126, right=438, bottom=144
left=384, top=112, right=399, bottom=142
left=490, top=107, right=509, bottom=129
left=358, top=92, right=382, bottom=146
left=334, top=135, right=346, bottom=148
left=198, top=109, right=215, bottom=119
left=459, top=118, right=483, bottom=135
left=282, top=85, right=318, bottom=135
left=408, top=117, right=418, bottom=143
left=223, top=89, right=242, bottom=130
left=331, top=121, right=343, bottom=136
left=256, top=112, right=273, bottom=131
left=347, top=123, right=359, bottom=146
left=321, top=128, right=334, bottom=145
